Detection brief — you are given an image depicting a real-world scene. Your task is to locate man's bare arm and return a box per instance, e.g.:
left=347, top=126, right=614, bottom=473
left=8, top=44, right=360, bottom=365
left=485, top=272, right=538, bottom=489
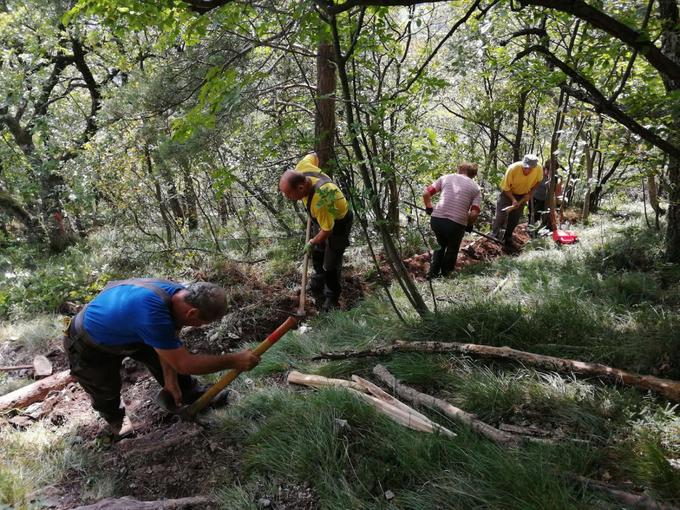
left=155, top=346, right=260, bottom=375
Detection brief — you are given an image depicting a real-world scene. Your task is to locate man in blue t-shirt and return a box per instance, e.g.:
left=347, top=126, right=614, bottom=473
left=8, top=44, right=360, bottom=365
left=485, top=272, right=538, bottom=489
left=64, top=278, right=260, bottom=438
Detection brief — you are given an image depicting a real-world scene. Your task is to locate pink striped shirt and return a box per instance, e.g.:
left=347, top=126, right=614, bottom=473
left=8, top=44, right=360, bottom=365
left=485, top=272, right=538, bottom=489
left=428, top=173, right=481, bottom=225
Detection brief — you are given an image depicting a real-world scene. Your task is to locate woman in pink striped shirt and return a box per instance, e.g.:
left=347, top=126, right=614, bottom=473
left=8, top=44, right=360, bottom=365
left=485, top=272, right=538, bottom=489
left=422, top=163, right=482, bottom=278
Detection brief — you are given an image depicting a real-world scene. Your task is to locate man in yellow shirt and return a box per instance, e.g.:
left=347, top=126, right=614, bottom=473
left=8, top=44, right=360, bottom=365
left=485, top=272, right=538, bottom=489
left=279, top=153, right=353, bottom=312
left=491, top=154, right=542, bottom=249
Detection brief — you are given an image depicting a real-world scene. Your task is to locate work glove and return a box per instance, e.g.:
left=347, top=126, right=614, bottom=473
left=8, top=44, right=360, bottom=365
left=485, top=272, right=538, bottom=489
left=303, top=241, right=314, bottom=257
left=425, top=207, right=434, bottom=216
left=465, top=224, right=473, bottom=233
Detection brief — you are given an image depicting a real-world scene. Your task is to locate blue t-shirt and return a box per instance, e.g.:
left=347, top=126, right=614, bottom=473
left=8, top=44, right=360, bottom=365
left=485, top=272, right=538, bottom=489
left=83, top=281, right=184, bottom=349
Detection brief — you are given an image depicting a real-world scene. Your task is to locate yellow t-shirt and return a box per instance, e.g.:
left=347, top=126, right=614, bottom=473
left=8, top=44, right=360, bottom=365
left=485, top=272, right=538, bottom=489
left=500, top=161, right=543, bottom=195
left=295, top=154, right=348, bottom=231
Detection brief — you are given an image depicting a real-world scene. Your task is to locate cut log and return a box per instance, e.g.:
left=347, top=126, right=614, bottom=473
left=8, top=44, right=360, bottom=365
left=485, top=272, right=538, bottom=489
left=315, top=342, right=680, bottom=402
left=0, top=370, right=75, bottom=411
left=287, top=370, right=366, bottom=392
left=69, top=496, right=217, bottom=509
left=373, top=365, right=516, bottom=445
left=288, top=371, right=454, bottom=437
left=348, top=389, right=456, bottom=437
left=351, top=375, right=433, bottom=424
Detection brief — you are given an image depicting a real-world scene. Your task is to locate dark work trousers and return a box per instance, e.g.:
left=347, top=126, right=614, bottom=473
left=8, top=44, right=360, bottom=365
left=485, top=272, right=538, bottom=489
left=310, top=210, right=353, bottom=300
left=528, top=198, right=552, bottom=229
left=63, top=323, right=198, bottom=424
left=492, top=192, right=525, bottom=244
left=428, top=216, right=466, bottom=278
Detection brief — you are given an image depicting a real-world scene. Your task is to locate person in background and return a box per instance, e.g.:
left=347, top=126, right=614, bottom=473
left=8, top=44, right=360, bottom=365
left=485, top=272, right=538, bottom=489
left=491, top=154, right=543, bottom=250
left=279, top=153, right=353, bottom=311
left=529, top=160, right=563, bottom=231
left=423, top=162, right=482, bottom=279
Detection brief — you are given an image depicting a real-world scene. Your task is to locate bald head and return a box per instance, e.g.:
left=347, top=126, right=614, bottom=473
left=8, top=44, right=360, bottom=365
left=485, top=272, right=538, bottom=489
left=279, top=170, right=310, bottom=201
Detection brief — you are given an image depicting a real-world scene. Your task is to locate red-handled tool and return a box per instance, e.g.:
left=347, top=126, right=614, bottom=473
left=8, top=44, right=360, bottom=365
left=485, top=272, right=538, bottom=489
left=183, top=316, right=298, bottom=418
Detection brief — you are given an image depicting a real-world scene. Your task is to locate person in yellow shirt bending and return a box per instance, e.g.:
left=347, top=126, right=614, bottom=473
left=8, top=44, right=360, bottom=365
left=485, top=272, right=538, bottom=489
left=491, top=154, right=542, bottom=250
left=279, top=153, right=353, bottom=312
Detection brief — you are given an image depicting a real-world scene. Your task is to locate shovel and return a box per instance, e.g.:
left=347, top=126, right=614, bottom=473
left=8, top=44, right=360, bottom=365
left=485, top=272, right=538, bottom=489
left=0, top=355, right=53, bottom=378
left=180, top=217, right=313, bottom=420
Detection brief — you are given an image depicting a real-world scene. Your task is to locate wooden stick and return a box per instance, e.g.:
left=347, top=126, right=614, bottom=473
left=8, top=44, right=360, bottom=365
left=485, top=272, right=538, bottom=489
left=0, top=364, right=33, bottom=371
left=287, top=370, right=366, bottom=392
left=288, top=371, right=455, bottom=437
left=298, top=215, right=312, bottom=316
left=0, top=370, right=75, bottom=411
left=348, top=389, right=456, bottom=437
left=315, top=341, right=680, bottom=402
left=351, top=375, right=434, bottom=424
left=69, top=496, right=217, bottom=509
left=373, top=365, right=515, bottom=444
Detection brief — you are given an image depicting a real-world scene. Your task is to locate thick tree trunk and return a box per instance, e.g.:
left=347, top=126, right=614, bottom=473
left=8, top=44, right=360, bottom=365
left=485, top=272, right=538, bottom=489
left=70, top=496, right=217, bottom=510
left=659, top=0, right=680, bottom=261
left=40, top=171, right=78, bottom=252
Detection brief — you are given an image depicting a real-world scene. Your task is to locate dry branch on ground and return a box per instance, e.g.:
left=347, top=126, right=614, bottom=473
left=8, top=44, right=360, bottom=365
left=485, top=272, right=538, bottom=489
left=287, top=370, right=455, bottom=437
left=372, top=364, right=516, bottom=444
left=316, top=341, right=680, bottom=402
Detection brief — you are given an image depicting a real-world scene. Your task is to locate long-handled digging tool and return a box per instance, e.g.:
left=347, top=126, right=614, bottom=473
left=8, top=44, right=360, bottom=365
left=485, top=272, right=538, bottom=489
left=0, top=355, right=53, bottom=378
left=181, top=217, right=313, bottom=420
left=404, top=201, right=504, bottom=246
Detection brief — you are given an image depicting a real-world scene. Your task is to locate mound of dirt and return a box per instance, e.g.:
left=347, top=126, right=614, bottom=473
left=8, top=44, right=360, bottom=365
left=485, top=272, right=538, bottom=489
left=397, top=225, right=531, bottom=280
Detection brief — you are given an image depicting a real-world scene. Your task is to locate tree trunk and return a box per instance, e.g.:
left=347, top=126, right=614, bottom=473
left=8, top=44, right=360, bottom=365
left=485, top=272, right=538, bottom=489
left=0, top=190, right=43, bottom=240
left=329, top=14, right=428, bottom=316
left=181, top=165, right=199, bottom=230
left=581, top=142, right=593, bottom=222
left=512, top=90, right=528, bottom=161
left=317, top=340, right=680, bottom=402
left=659, top=0, right=680, bottom=261
left=40, top=170, right=78, bottom=252
left=315, top=40, right=337, bottom=173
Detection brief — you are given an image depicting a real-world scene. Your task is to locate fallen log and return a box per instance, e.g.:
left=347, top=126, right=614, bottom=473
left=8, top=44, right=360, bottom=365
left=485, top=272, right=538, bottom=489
left=288, top=371, right=454, bottom=437
left=351, top=375, right=433, bottom=424
left=316, top=342, right=680, bottom=402
left=287, top=370, right=366, bottom=392
left=348, top=389, right=456, bottom=437
left=0, top=370, right=75, bottom=411
left=69, top=496, right=217, bottom=509
left=372, top=365, right=516, bottom=445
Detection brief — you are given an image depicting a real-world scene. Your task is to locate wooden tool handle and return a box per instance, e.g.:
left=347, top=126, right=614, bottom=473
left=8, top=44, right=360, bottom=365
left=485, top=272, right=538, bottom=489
left=183, top=316, right=298, bottom=418
left=298, top=216, right=312, bottom=316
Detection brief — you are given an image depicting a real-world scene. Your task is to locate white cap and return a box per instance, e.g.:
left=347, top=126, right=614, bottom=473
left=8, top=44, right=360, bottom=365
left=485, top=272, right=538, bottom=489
left=522, top=154, right=539, bottom=168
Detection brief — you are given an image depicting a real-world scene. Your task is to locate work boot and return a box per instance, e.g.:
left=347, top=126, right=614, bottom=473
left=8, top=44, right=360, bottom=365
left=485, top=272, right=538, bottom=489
left=106, top=415, right=134, bottom=440
left=308, top=276, right=325, bottom=298
left=321, top=296, right=339, bottom=313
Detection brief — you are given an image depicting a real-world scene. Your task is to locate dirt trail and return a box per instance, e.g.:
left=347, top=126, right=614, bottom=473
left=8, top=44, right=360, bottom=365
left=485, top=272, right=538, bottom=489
left=0, top=230, right=528, bottom=508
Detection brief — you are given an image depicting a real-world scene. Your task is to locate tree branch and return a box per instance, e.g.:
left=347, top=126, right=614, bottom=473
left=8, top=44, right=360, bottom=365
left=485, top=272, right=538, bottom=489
left=516, top=0, right=680, bottom=83
left=514, top=45, right=680, bottom=159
